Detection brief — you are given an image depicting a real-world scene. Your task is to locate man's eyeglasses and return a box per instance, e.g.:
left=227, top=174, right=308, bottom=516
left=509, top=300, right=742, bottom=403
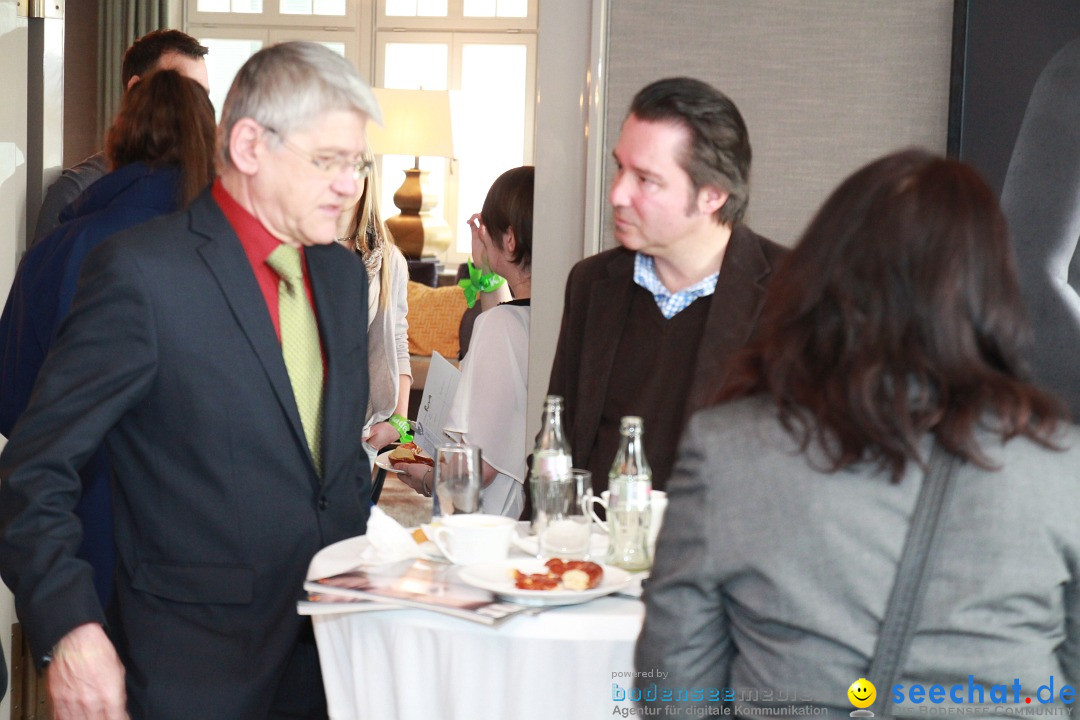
left=264, top=126, right=372, bottom=181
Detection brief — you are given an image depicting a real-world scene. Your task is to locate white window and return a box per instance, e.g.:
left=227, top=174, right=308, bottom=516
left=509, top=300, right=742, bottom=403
left=376, top=0, right=536, bottom=261
left=189, top=0, right=358, bottom=27
left=187, top=1, right=363, bottom=115
left=184, top=0, right=536, bottom=265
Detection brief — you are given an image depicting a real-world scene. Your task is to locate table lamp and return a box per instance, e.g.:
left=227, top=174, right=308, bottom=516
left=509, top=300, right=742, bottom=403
left=367, top=88, right=455, bottom=259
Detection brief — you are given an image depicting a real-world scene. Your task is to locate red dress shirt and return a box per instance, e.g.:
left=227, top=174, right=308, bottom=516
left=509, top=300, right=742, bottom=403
left=211, top=179, right=320, bottom=343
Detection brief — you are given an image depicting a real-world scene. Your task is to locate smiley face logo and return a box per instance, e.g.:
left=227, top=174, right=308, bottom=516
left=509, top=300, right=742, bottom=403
left=848, top=678, right=876, bottom=709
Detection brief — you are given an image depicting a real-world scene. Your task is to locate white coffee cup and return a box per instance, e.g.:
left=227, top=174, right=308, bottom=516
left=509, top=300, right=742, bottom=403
left=587, top=490, right=668, bottom=549
left=431, top=514, right=516, bottom=565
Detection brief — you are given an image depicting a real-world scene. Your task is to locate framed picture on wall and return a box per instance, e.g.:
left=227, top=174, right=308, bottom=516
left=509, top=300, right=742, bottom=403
left=948, top=0, right=1080, bottom=197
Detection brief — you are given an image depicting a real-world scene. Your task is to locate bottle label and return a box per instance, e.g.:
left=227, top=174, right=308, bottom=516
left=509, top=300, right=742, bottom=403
left=609, top=479, right=651, bottom=509
left=532, top=452, right=571, bottom=480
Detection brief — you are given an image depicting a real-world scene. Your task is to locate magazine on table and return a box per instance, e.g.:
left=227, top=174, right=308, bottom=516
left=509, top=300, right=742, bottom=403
left=304, top=558, right=535, bottom=626
left=297, top=593, right=401, bottom=616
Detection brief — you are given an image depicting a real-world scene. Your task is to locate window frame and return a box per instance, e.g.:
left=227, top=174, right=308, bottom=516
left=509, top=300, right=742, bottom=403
left=186, top=1, right=371, bottom=85
left=378, top=0, right=537, bottom=32
left=374, top=29, right=536, bottom=263
left=187, top=0, right=361, bottom=29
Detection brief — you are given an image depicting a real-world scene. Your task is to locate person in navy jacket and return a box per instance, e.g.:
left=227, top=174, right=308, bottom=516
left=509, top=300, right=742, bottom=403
left=0, top=69, right=216, bottom=610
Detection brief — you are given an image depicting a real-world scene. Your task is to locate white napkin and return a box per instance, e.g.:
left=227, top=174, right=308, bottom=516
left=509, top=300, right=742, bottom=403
left=359, top=507, right=425, bottom=565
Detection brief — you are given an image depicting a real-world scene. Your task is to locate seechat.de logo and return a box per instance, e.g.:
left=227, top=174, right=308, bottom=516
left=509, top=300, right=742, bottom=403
left=848, top=678, right=876, bottom=717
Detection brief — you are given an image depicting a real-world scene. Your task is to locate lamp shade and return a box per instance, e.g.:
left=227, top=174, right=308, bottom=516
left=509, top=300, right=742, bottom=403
left=367, top=88, right=455, bottom=159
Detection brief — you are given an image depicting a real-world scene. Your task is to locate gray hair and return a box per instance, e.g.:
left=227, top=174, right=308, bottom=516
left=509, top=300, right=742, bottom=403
left=218, top=41, right=381, bottom=169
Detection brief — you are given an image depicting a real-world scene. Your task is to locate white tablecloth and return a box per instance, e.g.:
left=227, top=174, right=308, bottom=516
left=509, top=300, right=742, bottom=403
left=306, top=535, right=645, bottom=720
left=312, top=597, right=643, bottom=720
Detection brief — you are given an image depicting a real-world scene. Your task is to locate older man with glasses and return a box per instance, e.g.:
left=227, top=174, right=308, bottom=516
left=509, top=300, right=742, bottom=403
left=0, top=42, right=379, bottom=720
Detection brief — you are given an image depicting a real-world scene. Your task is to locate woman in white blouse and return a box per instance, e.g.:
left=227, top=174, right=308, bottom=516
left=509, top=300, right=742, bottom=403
left=336, top=150, right=412, bottom=461
left=397, top=166, right=534, bottom=518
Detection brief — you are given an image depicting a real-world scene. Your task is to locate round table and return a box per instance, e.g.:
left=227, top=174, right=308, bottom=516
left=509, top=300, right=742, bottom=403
left=304, top=533, right=645, bottom=720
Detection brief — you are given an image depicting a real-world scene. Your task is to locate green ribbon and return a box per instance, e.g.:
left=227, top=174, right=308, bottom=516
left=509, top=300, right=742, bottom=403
left=388, top=413, right=413, bottom=443
left=457, top=259, right=506, bottom=308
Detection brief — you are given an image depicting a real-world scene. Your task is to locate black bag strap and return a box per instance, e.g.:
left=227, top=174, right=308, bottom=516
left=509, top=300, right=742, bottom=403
left=867, top=441, right=959, bottom=717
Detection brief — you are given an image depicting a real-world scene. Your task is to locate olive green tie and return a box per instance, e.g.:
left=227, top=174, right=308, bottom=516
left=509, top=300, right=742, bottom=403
left=267, top=244, right=324, bottom=476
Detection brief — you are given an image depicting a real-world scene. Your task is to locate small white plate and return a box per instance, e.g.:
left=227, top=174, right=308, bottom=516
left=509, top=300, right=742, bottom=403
left=374, top=449, right=406, bottom=475
left=315, top=531, right=444, bottom=575
left=375, top=447, right=434, bottom=476
left=511, top=532, right=610, bottom=559
left=458, top=558, right=631, bottom=607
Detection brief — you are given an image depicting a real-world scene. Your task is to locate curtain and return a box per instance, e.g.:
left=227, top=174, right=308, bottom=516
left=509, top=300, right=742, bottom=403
left=97, top=0, right=170, bottom=140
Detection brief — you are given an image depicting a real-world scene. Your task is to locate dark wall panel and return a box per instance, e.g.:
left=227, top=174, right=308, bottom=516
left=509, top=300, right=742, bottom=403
left=64, top=1, right=100, bottom=166
left=949, top=0, right=1080, bottom=196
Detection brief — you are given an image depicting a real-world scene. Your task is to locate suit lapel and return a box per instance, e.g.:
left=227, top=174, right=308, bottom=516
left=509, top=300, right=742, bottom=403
left=575, top=251, right=635, bottom=468
left=306, top=244, right=366, bottom=485
left=686, top=226, right=774, bottom=417
left=189, top=195, right=314, bottom=478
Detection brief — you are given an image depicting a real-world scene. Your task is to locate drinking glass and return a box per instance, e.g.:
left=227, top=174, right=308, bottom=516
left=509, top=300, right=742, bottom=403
left=588, top=490, right=668, bottom=552
left=433, top=444, right=482, bottom=517
left=536, top=469, right=593, bottom=559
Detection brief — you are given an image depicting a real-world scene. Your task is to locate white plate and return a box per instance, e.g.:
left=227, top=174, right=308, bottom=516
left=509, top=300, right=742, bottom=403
left=306, top=530, right=444, bottom=578
left=375, top=447, right=434, bottom=476
left=374, top=449, right=406, bottom=475
left=458, top=558, right=632, bottom=607
left=511, top=532, right=610, bottom=559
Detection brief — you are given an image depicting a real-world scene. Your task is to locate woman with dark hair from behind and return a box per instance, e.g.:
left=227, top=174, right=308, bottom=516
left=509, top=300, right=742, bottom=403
left=0, top=69, right=216, bottom=610
left=636, top=149, right=1080, bottom=715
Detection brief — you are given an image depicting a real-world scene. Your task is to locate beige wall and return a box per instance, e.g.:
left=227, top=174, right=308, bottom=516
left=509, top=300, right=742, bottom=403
left=600, top=0, right=954, bottom=248
left=529, top=0, right=955, bottom=434
left=0, top=3, right=28, bottom=713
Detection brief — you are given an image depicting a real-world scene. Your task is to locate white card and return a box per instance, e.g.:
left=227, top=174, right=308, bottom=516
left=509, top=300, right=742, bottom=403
left=413, top=351, right=461, bottom=459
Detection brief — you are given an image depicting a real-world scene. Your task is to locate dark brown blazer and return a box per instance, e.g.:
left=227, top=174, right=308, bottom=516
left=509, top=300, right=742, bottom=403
left=547, top=224, right=786, bottom=477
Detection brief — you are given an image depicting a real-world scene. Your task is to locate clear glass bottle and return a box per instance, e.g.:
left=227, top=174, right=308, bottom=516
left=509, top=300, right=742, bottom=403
left=529, top=395, right=572, bottom=534
left=606, top=416, right=652, bottom=571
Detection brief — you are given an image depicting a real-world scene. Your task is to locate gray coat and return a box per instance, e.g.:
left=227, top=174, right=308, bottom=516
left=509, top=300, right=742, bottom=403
left=636, top=396, right=1080, bottom=717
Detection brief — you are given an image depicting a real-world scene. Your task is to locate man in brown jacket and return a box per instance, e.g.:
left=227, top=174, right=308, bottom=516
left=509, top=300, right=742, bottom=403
left=547, top=77, right=786, bottom=495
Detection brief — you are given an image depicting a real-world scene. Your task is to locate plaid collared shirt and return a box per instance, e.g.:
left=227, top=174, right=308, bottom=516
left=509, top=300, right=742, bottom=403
left=632, top=253, right=718, bottom=319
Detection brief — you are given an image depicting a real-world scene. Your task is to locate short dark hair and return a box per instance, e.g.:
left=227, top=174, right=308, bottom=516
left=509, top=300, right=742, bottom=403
left=481, top=165, right=534, bottom=271
left=719, top=148, right=1063, bottom=480
left=121, top=29, right=208, bottom=88
left=629, top=77, right=751, bottom=226
left=106, top=70, right=216, bottom=207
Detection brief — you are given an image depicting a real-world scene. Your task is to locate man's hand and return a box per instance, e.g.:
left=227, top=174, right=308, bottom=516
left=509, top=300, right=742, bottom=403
left=48, top=623, right=129, bottom=720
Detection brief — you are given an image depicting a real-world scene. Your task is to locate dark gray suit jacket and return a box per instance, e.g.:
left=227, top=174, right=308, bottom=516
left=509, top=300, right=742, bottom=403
left=0, top=188, right=372, bottom=719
